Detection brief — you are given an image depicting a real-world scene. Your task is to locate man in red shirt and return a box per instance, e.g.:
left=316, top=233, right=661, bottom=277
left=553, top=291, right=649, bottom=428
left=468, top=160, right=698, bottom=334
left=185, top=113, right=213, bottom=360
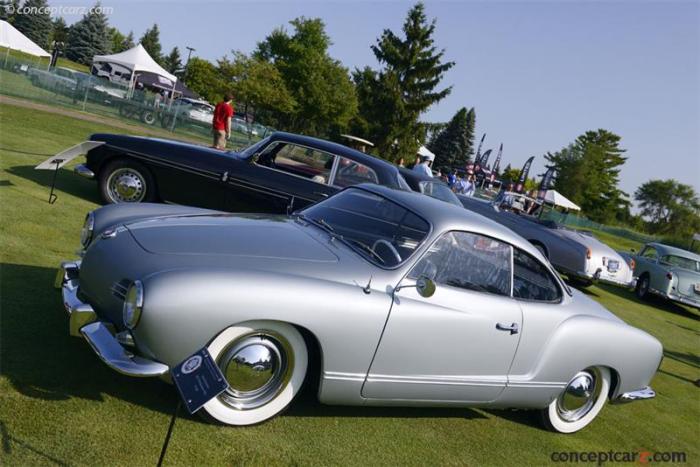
left=212, top=93, right=234, bottom=149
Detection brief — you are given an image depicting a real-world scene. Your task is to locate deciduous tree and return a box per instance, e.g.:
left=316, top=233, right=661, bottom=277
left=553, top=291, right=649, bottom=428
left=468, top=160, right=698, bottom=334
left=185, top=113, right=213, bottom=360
left=635, top=179, right=700, bottom=236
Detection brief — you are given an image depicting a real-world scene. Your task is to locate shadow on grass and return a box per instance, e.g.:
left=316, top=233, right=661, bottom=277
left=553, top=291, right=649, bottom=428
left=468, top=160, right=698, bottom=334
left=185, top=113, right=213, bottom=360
left=596, top=283, right=700, bottom=322
left=663, top=350, right=700, bottom=369
left=5, top=164, right=101, bottom=205
left=0, top=420, right=70, bottom=465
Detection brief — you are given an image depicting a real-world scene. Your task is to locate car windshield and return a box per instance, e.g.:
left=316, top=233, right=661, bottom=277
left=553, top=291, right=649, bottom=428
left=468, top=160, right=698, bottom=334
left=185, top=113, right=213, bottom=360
left=239, top=137, right=271, bottom=158
left=660, top=255, right=700, bottom=272
left=419, top=181, right=462, bottom=206
left=300, top=188, right=430, bottom=267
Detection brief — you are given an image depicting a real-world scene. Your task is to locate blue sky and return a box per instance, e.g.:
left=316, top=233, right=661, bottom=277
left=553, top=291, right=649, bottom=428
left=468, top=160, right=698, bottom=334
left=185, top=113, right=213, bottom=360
left=53, top=0, right=700, bottom=201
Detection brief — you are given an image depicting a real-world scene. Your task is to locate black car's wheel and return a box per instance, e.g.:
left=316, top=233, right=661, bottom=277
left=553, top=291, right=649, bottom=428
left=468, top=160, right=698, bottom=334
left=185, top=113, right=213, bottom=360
left=201, top=321, right=308, bottom=426
left=99, top=159, right=156, bottom=204
left=540, top=366, right=610, bottom=433
left=635, top=274, right=650, bottom=300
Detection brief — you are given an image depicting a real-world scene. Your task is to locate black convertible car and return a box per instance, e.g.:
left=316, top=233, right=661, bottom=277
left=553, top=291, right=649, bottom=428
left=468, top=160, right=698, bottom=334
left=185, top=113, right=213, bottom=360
left=398, top=167, right=462, bottom=207
left=75, top=132, right=411, bottom=213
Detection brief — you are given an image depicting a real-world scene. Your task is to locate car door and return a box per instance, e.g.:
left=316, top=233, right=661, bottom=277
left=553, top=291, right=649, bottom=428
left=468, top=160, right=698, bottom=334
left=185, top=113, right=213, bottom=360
left=224, top=140, right=338, bottom=213
left=363, top=231, right=522, bottom=403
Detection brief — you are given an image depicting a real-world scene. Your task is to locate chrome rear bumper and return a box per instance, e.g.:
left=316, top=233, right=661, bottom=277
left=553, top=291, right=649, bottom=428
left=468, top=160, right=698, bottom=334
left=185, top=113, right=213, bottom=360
left=613, top=386, right=656, bottom=404
left=56, top=261, right=169, bottom=377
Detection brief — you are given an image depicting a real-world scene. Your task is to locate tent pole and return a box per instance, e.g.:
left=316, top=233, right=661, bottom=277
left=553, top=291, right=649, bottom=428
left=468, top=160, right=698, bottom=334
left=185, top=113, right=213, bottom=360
left=4, top=48, right=9, bottom=68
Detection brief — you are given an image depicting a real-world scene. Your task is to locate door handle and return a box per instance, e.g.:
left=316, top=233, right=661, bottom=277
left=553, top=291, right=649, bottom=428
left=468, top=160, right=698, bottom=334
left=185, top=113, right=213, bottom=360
left=496, top=322, right=519, bottom=335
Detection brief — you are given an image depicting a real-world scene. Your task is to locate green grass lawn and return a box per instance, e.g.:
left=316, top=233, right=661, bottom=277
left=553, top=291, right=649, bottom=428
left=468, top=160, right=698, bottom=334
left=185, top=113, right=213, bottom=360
left=1, top=102, right=699, bottom=466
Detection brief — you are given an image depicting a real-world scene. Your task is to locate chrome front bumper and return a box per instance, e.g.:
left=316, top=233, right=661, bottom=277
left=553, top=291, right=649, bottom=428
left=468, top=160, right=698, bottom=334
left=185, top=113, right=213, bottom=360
left=613, top=386, right=656, bottom=404
left=56, top=261, right=169, bottom=377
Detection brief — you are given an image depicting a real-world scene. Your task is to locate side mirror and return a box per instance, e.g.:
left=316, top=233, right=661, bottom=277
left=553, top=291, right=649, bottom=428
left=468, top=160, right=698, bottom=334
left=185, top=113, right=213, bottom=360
left=416, top=276, right=436, bottom=298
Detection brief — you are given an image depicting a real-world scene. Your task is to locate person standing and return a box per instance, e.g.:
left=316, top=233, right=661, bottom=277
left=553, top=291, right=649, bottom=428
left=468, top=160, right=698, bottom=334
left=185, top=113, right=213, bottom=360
left=212, top=93, right=234, bottom=150
left=413, top=155, right=433, bottom=177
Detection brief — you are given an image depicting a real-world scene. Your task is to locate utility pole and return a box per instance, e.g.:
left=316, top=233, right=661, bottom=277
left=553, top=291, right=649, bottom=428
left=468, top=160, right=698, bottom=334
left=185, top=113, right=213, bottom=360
left=184, top=46, right=195, bottom=81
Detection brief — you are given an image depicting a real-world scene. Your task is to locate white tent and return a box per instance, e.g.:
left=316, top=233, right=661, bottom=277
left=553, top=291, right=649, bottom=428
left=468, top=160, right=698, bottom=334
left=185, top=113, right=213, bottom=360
left=544, top=189, right=581, bottom=211
left=92, top=44, right=177, bottom=94
left=417, top=145, right=435, bottom=161
left=0, top=19, right=51, bottom=57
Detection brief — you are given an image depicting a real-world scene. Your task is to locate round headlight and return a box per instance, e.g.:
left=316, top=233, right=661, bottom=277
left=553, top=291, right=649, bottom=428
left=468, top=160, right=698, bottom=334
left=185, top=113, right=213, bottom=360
left=123, top=280, right=144, bottom=330
left=80, top=212, right=95, bottom=247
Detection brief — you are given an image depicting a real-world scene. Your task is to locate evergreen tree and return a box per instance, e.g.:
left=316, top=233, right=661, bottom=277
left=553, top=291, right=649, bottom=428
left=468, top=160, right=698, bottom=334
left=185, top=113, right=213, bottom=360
left=1, top=0, right=22, bottom=24
left=65, top=3, right=112, bottom=64
left=122, top=31, right=135, bottom=50
left=163, top=46, right=182, bottom=74
left=51, top=17, right=69, bottom=44
left=462, top=107, right=476, bottom=165
left=140, top=24, right=162, bottom=63
left=13, top=0, right=52, bottom=49
left=354, top=2, right=454, bottom=162
left=255, top=17, right=357, bottom=136
left=545, top=129, right=628, bottom=223
left=428, top=107, right=470, bottom=168
left=109, top=27, right=126, bottom=53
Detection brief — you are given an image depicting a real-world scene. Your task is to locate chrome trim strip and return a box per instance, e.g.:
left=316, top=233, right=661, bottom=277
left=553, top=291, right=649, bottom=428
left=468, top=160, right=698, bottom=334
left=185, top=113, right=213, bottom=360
left=81, top=322, right=169, bottom=377
left=366, top=374, right=507, bottom=387
left=324, top=371, right=365, bottom=382
left=612, top=386, right=655, bottom=404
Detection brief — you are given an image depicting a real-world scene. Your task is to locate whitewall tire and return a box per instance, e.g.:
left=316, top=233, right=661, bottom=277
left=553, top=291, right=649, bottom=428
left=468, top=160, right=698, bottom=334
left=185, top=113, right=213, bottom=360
left=541, top=367, right=610, bottom=433
left=202, top=321, right=308, bottom=426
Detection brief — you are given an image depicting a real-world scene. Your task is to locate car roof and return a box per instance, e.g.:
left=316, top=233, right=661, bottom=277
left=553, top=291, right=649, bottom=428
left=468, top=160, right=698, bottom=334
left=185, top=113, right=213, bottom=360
left=356, top=183, right=544, bottom=257
left=647, top=242, right=700, bottom=261
left=269, top=132, right=398, bottom=172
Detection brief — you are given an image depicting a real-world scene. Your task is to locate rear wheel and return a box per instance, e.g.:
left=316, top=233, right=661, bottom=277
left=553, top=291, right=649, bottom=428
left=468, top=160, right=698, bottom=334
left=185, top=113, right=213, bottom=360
left=201, top=321, right=308, bottom=426
left=635, top=274, right=650, bottom=300
left=540, top=366, right=610, bottom=433
left=99, top=159, right=156, bottom=204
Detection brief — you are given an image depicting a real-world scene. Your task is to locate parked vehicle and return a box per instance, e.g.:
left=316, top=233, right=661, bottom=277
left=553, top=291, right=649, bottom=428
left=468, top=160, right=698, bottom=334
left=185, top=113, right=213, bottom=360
left=56, top=185, right=661, bottom=432
left=160, top=98, right=214, bottom=129
left=625, top=243, right=700, bottom=309
left=28, top=66, right=86, bottom=94
left=72, top=132, right=412, bottom=213
left=398, top=167, right=462, bottom=207
left=459, top=196, right=635, bottom=288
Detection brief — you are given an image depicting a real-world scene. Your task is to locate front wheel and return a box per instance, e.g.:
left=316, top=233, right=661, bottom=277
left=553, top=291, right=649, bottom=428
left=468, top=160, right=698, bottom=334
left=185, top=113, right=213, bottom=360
left=635, top=274, right=650, bottom=300
left=201, top=321, right=308, bottom=426
left=99, top=159, right=156, bottom=204
left=540, top=366, right=610, bottom=433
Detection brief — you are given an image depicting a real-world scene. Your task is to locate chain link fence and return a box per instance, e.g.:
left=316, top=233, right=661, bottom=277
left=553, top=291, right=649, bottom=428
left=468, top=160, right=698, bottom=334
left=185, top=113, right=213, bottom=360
left=0, top=54, right=273, bottom=151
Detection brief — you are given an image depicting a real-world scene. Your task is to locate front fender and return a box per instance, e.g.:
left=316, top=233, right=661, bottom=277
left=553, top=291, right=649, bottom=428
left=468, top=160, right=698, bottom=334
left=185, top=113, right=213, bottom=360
left=529, top=315, right=662, bottom=398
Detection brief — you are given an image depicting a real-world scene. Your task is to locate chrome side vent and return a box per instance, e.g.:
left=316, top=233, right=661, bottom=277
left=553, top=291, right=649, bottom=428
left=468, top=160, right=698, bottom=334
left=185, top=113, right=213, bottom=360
left=111, top=279, right=131, bottom=301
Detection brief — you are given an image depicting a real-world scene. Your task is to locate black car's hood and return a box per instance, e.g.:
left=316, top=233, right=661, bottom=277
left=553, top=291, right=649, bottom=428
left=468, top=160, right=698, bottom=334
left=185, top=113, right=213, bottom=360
left=90, top=133, right=246, bottom=161
left=125, top=214, right=338, bottom=262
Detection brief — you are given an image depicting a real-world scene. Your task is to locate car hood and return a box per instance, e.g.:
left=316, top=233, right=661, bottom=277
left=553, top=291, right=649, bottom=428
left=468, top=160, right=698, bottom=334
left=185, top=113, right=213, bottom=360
left=125, top=214, right=338, bottom=262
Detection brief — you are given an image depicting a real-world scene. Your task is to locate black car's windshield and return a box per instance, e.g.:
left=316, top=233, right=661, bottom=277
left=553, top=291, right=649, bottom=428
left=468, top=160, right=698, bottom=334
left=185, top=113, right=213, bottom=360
left=238, top=137, right=271, bottom=158
left=660, top=255, right=700, bottom=272
left=300, top=188, right=430, bottom=267
left=420, top=181, right=462, bottom=206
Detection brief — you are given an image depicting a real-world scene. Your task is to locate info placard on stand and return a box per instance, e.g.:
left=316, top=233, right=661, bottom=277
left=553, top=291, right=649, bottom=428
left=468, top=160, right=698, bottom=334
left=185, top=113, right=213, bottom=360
left=34, top=141, right=105, bottom=204
left=157, top=347, right=228, bottom=466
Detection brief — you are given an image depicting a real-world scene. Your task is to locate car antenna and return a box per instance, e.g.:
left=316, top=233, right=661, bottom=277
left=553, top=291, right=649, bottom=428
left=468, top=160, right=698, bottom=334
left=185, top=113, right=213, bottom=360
left=363, top=275, right=372, bottom=294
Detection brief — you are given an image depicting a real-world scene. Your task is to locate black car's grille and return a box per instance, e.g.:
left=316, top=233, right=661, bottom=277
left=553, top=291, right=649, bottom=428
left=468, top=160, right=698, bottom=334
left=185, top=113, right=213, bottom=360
left=111, top=279, right=131, bottom=301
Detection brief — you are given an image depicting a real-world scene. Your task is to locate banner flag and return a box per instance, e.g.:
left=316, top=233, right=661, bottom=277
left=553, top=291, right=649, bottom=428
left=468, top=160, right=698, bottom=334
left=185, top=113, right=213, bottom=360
left=515, top=156, right=534, bottom=193
left=490, top=144, right=503, bottom=182
left=537, top=167, right=556, bottom=200
left=474, top=133, right=486, bottom=165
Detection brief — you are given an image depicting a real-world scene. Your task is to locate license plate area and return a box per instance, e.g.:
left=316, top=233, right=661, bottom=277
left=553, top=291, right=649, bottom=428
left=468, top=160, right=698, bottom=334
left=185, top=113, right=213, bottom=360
left=694, top=283, right=700, bottom=295
left=606, top=259, right=619, bottom=273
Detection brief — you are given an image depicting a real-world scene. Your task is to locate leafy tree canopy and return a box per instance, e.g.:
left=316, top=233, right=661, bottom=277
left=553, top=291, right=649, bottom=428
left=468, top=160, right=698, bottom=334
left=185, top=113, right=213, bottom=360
left=545, top=129, right=629, bottom=223
left=255, top=17, right=357, bottom=136
left=635, top=179, right=700, bottom=237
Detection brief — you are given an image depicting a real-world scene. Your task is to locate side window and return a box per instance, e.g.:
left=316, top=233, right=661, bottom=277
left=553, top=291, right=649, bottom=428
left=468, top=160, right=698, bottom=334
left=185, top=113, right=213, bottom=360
left=332, top=157, right=378, bottom=187
left=410, top=231, right=511, bottom=297
left=260, top=143, right=334, bottom=184
left=641, top=247, right=657, bottom=260
left=513, top=248, right=562, bottom=302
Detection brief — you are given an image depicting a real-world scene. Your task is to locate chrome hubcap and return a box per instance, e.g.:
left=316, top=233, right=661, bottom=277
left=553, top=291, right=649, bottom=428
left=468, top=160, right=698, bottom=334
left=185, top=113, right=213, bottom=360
left=107, top=168, right=146, bottom=203
left=218, top=333, right=292, bottom=410
left=557, top=368, right=601, bottom=422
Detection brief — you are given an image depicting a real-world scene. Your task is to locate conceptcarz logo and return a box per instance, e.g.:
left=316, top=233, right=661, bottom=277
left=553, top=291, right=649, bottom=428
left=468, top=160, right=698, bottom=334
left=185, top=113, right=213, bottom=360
left=550, top=450, right=687, bottom=465
left=3, top=4, right=114, bottom=16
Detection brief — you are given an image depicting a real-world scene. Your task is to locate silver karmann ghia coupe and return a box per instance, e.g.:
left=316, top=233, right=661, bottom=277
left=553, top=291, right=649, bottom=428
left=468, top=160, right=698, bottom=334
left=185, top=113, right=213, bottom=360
left=56, top=185, right=662, bottom=433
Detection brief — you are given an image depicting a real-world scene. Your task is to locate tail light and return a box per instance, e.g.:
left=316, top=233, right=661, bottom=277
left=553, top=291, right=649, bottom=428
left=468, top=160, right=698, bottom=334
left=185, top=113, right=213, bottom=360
left=586, top=248, right=592, bottom=260
left=666, top=272, right=673, bottom=281
left=629, top=258, right=636, bottom=270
